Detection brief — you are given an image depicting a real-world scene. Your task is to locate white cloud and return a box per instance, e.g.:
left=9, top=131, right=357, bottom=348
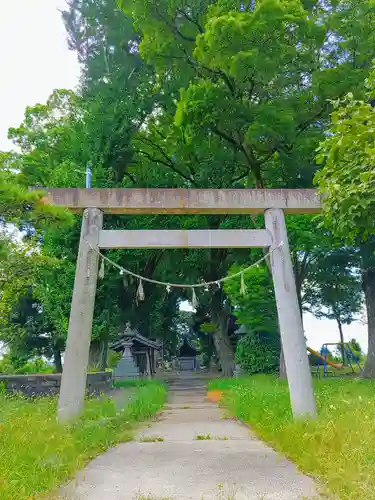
left=0, top=0, right=80, bottom=151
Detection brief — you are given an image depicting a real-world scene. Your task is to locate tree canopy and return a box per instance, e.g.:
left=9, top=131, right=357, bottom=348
left=2, top=0, right=374, bottom=377
left=316, top=63, right=375, bottom=376
left=315, top=69, right=375, bottom=244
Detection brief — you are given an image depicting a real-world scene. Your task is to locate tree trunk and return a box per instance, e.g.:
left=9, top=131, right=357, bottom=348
left=296, top=288, right=304, bottom=327
left=362, top=269, right=375, bottom=377
left=336, top=316, right=347, bottom=365
left=53, top=346, right=63, bottom=373
left=211, top=291, right=234, bottom=377
left=100, top=339, right=109, bottom=371
left=292, top=252, right=308, bottom=323
left=88, top=341, right=101, bottom=369
left=361, top=241, right=375, bottom=378
left=213, top=322, right=234, bottom=377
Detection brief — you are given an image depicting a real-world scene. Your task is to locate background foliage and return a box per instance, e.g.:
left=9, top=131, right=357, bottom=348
left=1, top=0, right=374, bottom=377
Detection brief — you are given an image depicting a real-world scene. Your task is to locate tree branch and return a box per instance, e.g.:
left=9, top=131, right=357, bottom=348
left=184, top=51, right=236, bottom=97
left=211, top=126, right=264, bottom=187
left=181, top=130, right=197, bottom=177
left=144, top=251, right=165, bottom=278
left=123, top=171, right=136, bottom=184
left=298, top=251, right=311, bottom=284
left=136, top=135, right=198, bottom=184
left=212, top=126, right=240, bottom=149
left=231, top=168, right=250, bottom=184
left=296, top=103, right=329, bottom=138
left=164, top=19, right=196, bottom=42
left=176, top=8, right=204, bottom=33
left=136, top=150, right=197, bottom=185
left=239, top=143, right=264, bottom=188
left=137, top=135, right=174, bottom=165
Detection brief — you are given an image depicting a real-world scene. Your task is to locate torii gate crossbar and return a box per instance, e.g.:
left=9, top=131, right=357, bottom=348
left=45, top=188, right=319, bottom=422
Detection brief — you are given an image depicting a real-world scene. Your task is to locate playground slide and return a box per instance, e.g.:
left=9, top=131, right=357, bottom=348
left=306, top=346, right=343, bottom=370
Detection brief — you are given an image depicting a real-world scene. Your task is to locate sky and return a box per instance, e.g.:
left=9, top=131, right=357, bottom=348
left=0, top=1, right=369, bottom=353
left=0, top=0, right=80, bottom=150
left=303, top=311, right=367, bottom=352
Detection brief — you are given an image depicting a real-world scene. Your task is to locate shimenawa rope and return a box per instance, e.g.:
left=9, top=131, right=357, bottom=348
left=86, top=240, right=283, bottom=303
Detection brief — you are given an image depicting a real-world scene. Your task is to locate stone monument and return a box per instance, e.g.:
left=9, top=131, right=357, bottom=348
left=114, top=324, right=139, bottom=380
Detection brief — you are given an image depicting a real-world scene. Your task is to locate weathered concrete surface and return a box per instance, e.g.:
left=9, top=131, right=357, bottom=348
left=265, top=209, right=316, bottom=418
left=99, top=229, right=272, bottom=249
left=43, top=188, right=321, bottom=214
left=58, top=208, right=103, bottom=422
left=63, top=374, right=318, bottom=500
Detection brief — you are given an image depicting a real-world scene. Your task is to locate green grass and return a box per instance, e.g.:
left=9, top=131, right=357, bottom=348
left=139, top=435, right=165, bottom=442
left=194, top=433, right=228, bottom=441
left=209, top=375, right=375, bottom=499
left=195, top=433, right=212, bottom=440
left=0, top=381, right=166, bottom=500
left=113, top=378, right=154, bottom=388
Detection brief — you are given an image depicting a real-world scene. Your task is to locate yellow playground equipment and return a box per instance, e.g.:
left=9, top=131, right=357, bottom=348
left=307, top=343, right=362, bottom=377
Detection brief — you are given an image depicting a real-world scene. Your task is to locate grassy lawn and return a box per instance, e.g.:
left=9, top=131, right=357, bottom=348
left=209, top=375, right=375, bottom=500
left=0, top=380, right=166, bottom=500
left=113, top=378, right=157, bottom=388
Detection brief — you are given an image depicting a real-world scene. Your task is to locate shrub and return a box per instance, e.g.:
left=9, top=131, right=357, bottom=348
left=14, top=358, right=54, bottom=374
left=235, top=330, right=280, bottom=374
left=108, top=349, right=122, bottom=369
left=0, top=355, right=54, bottom=374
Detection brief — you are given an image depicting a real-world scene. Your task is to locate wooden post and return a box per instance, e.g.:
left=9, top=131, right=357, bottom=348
left=146, top=350, right=152, bottom=380
left=58, top=208, right=103, bottom=422
left=265, top=208, right=317, bottom=418
left=151, top=350, right=156, bottom=374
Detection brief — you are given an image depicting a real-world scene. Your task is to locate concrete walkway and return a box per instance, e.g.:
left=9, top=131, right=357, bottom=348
left=64, top=374, right=318, bottom=500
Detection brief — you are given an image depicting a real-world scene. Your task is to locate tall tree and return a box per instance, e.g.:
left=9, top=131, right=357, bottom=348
left=2, top=289, right=65, bottom=373
left=0, top=152, right=72, bottom=311
left=117, top=0, right=375, bottom=374
left=315, top=65, right=375, bottom=377
left=224, top=264, right=277, bottom=334
left=7, top=88, right=183, bottom=369
left=304, top=249, right=363, bottom=363
left=0, top=152, right=73, bottom=369
left=6, top=0, right=182, bottom=366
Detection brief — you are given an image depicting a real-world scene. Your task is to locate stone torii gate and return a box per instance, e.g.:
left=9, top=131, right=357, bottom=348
left=44, top=188, right=321, bottom=422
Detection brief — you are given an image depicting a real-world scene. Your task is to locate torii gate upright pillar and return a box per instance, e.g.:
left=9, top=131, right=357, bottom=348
left=265, top=208, right=316, bottom=417
left=58, top=208, right=103, bottom=422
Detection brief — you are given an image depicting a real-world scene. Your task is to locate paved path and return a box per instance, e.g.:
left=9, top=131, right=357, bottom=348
left=64, top=374, right=318, bottom=500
